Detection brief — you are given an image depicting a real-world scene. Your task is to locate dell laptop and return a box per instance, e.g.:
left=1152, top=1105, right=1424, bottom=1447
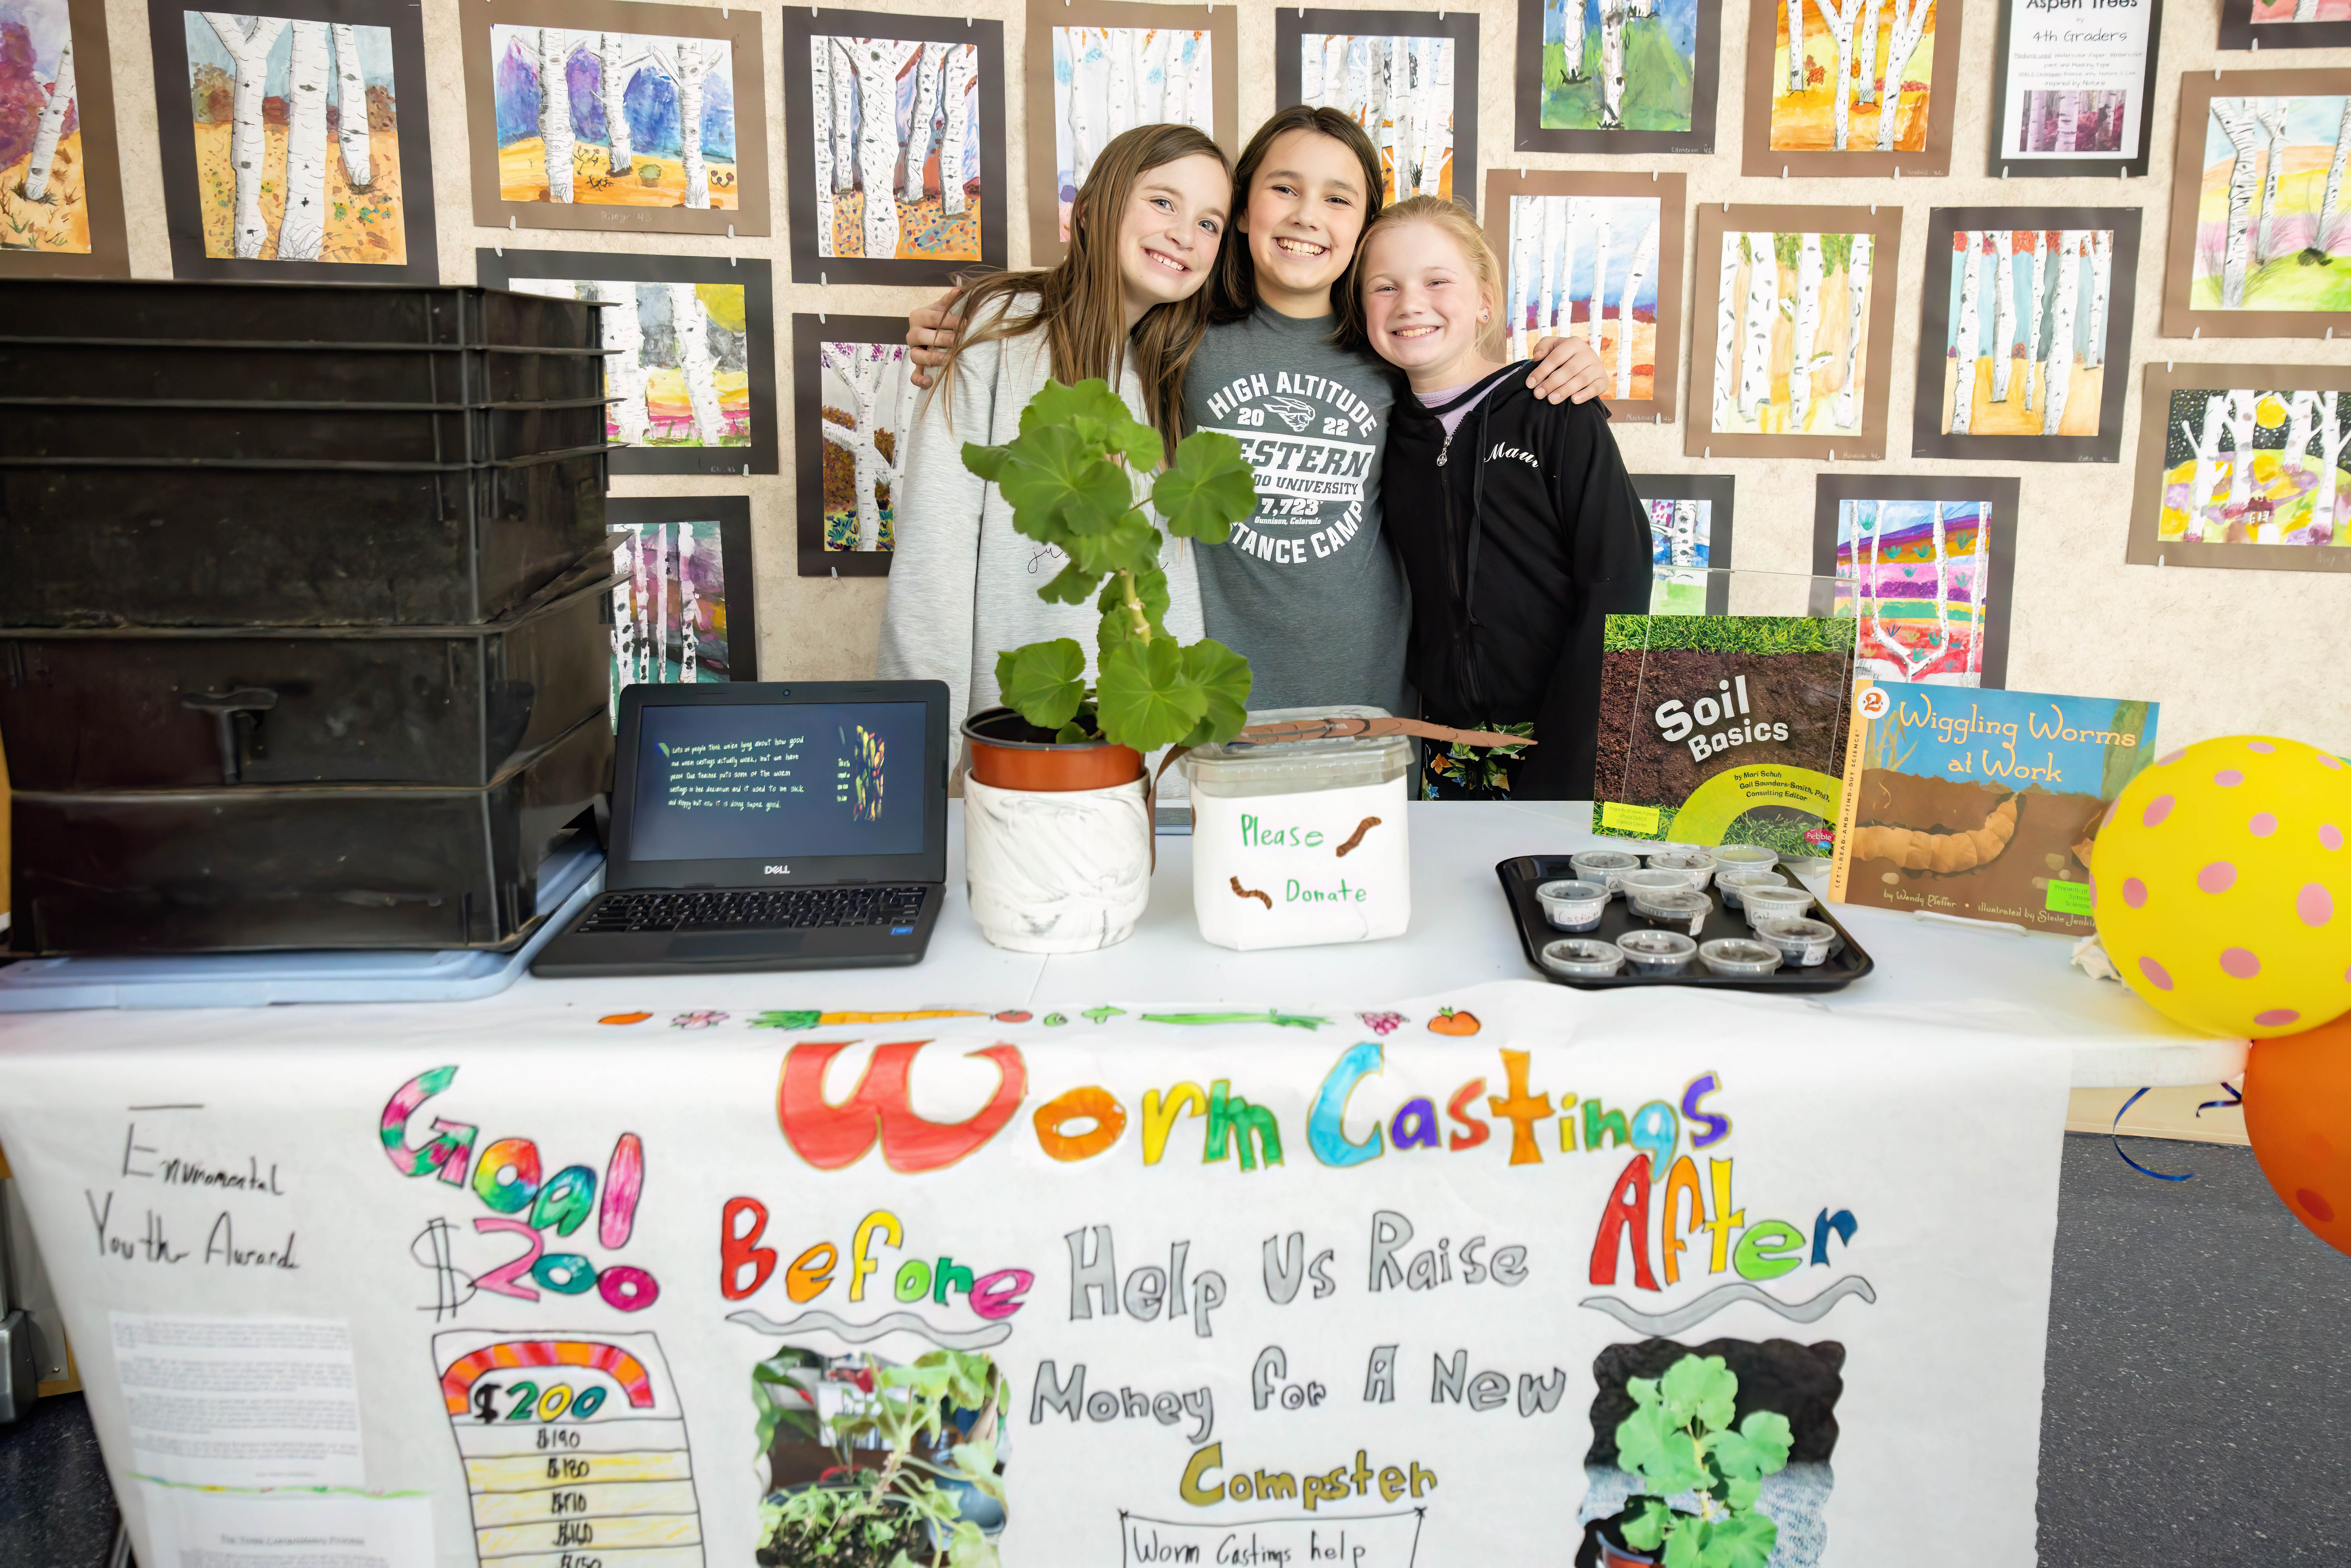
left=532, top=680, right=950, bottom=977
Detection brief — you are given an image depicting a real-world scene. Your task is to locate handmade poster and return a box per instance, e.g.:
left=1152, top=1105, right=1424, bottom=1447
left=793, top=314, right=914, bottom=577
left=1485, top=170, right=1684, bottom=423
left=1829, top=677, right=2157, bottom=935
left=1686, top=204, right=1902, bottom=461
left=1987, top=0, right=2161, bottom=178
left=1913, top=209, right=2140, bottom=464
left=780, top=11, right=1007, bottom=286
left=0, top=0, right=128, bottom=275
left=147, top=0, right=437, bottom=281
left=2127, top=361, right=2351, bottom=574
left=1023, top=0, right=1238, bottom=266
left=1275, top=11, right=1478, bottom=209
left=606, top=496, right=757, bottom=724
left=2164, top=71, right=2351, bottom=338
left=478, top=248, right=777, bottom=477
left=1593, top=613, right=1859, bottom=852
left=1812, top=476, right=2019, bottom=690
left=2220, top=0, right=2351, bottom=51
left=1513, top=0, right=1720, bottom=155
left=1743, top=0, right=1959, bottom=177
left=1631, top=474, right=1735, bottom=615
left=460, top=0, right=769, bottom=237
left=0, top=981, right=2072, bottom=1568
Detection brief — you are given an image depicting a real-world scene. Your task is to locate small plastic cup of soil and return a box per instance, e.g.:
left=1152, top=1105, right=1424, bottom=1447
left=1631, top=887, right=1713, bottom=936
left=1570, top=849, right=1642, bottom=893
left=1535, top=879, right=1612, bottom=931
left=1541, top=937, right=1625, bottom=978
left=1709, top=844, right=1781, bottom=873
left=1741, top=883, right=1817, bottom=927
left=1644, top=850, right=1718, bottom=889
left=1699, top=937, right=1785, bottom=978
left=1618, top=868, right=1692, bottom=903
left=1617, top=929, right=1697, bottom=976
left=1750, top=916, right=1844, bottom=967
left=1715, top=865, right=1788, bottom=910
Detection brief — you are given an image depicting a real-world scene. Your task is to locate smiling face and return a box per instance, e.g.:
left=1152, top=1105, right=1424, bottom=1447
left=1360, top=220, right=1501, bottom=390
left=1111, top=152, right=1230, bottom=328
left=1239, top=128, right=1371, bottom=318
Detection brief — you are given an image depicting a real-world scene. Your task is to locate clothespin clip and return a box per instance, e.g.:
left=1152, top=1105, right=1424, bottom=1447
left=727, top=223, right=736, bottom=238
left=1893, top=165, right=1902, bottom=179
left=1781, top=165, right=1788, bottom=178
left=2002, top=166, right=2008, bottom=178
left=2193, top=326, right=2201, bottom=339
left=819, top=311, right=827, bottom=323
left=494, top=242, right=502, bottom=256
left=509, top=216, right=517, bottom=230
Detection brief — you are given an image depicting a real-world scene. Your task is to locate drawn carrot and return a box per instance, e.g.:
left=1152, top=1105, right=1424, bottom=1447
left=1335, top=816, right=1382, bottom=857
left=1230, top=875, right=1273, bottom=910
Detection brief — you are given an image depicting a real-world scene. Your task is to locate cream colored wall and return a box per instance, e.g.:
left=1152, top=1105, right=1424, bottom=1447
left=90, top=0, right=2350, bottom=751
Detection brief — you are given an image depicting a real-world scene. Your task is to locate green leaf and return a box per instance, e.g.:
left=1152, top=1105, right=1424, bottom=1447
left=1096, top=564, right=1173, bottom=650
left=1615, top=1402, right=1709, bottom=1496
left=1662, top=1520, right=1708, bottom=1568
left=1725, top=1410, right=1793, bottom=1478
left=1660, top=1354, right=1738, bottom=1435
left=1177, top=638, right=1253, bottom=746
left=1620, top=1498, right=1672, bottom=1551
left=1055, top=720, right=1093, bottom=744
left=1064, top=508, right=1160, bottom=579
left=1037, top=560, right=1103, bottom=605
left=1152, top=429, right=1257, bottom=543
left=1707, top=1511, right=1779, bottom=1568
left=995, top=639, right=1087, bottom=730
left=1722, top=1476, right=1761, bottom=1512
left=991, top=424, right=1136, bottom=547
left=1095, top=636, right=1208, bottom=753
left=962, top=440, right=1011, bottom=483
left=1019, top=378, right=1143, bottom=451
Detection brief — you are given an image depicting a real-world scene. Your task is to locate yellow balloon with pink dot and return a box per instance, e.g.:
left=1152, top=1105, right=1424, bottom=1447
left=2092, top=735, right=2351, bottom=1038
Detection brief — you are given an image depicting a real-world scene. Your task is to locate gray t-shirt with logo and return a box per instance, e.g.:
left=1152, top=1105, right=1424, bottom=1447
left=1183, top=307, right=1410, bottom=714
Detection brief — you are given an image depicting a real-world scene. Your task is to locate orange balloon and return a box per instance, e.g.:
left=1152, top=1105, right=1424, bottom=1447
left=2243, top=1011, right=2351, bottom=1255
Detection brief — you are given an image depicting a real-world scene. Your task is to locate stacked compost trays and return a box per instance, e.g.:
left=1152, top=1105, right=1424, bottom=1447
left=0, top=280, right=618, bottom=956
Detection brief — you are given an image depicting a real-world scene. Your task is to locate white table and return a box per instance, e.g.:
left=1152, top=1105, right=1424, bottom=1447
left=220, top=799, right=2236, bottom=1091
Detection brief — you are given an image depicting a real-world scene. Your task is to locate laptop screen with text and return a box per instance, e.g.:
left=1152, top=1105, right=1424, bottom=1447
left=628, top=700, right=928, bottom=863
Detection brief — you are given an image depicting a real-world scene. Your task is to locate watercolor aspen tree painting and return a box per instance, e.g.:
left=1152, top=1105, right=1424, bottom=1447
left=0, top=0, right=88, bottom=255
left=1508, top=192, right=1662, bottom=401
left=2160, top=386, right=2351, bottom=547
left=1299, top=33, right=1453, bottom=201
left=810, top=35, right=980, bottom=262
left=1941, top=227, right=2109, bottom=438
left=1709, top=228, right=1871, bottom=438
left=819, top=339, right=911, bottom=554
left=1833, top=497, right=1993, bottom=685
left=183, top=12, right=400, bottom=262
left=510, top=275, right=749, bottom=449
left=1767, top=0, right=1936, bottom=152
left=609, top=519, right=737, bottom=719
left=1647, top=498, right=1713, bottom=613
left=2191, top=93, right=2351, bottom=313
left=491, top=25, right=735, bottom=209
left=1052, top=26, right=1210, bottom=243
left=1540, top=0, right=1698, bottom=132
left=2014, top=89, right=2128, bottom=153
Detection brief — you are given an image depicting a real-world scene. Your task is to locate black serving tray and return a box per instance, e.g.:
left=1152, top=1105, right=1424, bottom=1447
left=1496, top=856, right=1875, bottom=994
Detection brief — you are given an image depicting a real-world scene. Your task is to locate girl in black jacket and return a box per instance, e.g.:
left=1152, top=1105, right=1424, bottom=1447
left=1350, top=197, right=1655, bottom=800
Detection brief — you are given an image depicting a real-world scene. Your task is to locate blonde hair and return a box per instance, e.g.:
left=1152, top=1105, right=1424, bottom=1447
left=1341, top=195, right=1508, bottom=359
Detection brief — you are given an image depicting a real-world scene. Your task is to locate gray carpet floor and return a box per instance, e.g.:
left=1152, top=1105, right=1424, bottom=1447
left=3, top=1134, right=2345, bottom=1565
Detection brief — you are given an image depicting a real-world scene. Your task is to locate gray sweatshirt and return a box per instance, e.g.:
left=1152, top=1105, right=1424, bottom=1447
left=876, top=294, right=1206, bottom=755
left=1183, top=308, right=1410, bottom=714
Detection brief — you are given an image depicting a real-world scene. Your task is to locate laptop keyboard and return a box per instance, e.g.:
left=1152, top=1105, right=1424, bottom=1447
left=577, top=885, right=930, bottom=934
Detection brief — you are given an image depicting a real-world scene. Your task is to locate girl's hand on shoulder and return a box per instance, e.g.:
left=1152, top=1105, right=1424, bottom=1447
left=904, top=286, right=966, bottom=390
left=1524, top=333, right=1609, bottom=405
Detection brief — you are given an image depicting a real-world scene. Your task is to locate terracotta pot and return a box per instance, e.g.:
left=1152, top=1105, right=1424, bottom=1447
left=962, top=706, right=1142, bottom=792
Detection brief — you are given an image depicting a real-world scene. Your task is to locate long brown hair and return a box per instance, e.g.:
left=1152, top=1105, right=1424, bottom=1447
left=1209, top=105, right=1387, bottom=329
left=1340, top=195, right=1508, bottom=358
left=936, top=123, right=1229, bottom=459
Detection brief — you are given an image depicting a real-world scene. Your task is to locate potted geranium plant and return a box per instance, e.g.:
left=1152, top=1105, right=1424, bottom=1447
left=954, top=380, right=1257, bottom=952
left=1601, top=1352, right=1793, bottom=1568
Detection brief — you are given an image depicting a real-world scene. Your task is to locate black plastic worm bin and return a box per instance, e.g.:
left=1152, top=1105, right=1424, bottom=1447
left=0, top=398, right=612, bottom=465
left=7, top=708, right=613, bottom=956
left=0, top=572, right=615, bottom=791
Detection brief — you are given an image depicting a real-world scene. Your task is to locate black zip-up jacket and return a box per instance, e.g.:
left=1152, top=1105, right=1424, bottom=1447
left=1383, top=364, right=1654, bottom=799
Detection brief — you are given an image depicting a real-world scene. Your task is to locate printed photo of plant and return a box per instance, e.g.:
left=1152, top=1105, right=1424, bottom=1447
left=491, top=24, right=735, bottom=210
left=1710, top=230, right=1873, bottom=437
left=1647, top=498, right=1712, bottom=614
left=2160, top=386, right=2350, bottom=547
left=183, top=11, right=400, bottom=262
left=1510, top=193, right=1662, bottom=401
left=1767, top=0, right=1934, bottom=152
left=511, top=276, right=748, bottom=449
left=1540, top=0, right=1697, bottom=132
left=1299, top=32, right=1453, bottom=202
left=820, top=340, right=911, bottom=554
left=1051, top=26, right=1210, bottom=243
left=752, top=1344, right=1007, bottom=1568
left=811, top=37, right=980, bottom=262
left=2193, top=93, right=2351, bottom=312
left=2252, top=0, right=2351, bottom=14
left=609, top=519, right=735, bottom=719
left=1831, top=496, right=1991, bottom=686
left=2014, top=89, right=2128, bottom=154
left=0, top=0, right=87, bottom=255
left=1939, top=227, right=2113, bottom=439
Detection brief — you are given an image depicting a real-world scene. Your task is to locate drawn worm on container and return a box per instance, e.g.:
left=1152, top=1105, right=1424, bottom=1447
left=1335, top=817, right=1381, bottom=857
left=1852, top=792, right=2019, bottom=874
left=1230, top=876, right=1272, bottom=909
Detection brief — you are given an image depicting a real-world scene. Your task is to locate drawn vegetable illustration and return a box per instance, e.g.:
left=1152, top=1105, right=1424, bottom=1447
left=1428, top=1007, right=1482, bottom=1036
left=1613, top=1353, right=1793, bottom=1568
left=1852, top=791, right=2019, bottom=873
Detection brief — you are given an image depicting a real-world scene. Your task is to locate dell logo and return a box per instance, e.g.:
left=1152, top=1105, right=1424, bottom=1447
left=764, top=864, right=790, bottom=875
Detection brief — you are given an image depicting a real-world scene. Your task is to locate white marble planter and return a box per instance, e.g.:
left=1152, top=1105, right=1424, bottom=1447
left=962, top=775, right=1151, bottom=953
